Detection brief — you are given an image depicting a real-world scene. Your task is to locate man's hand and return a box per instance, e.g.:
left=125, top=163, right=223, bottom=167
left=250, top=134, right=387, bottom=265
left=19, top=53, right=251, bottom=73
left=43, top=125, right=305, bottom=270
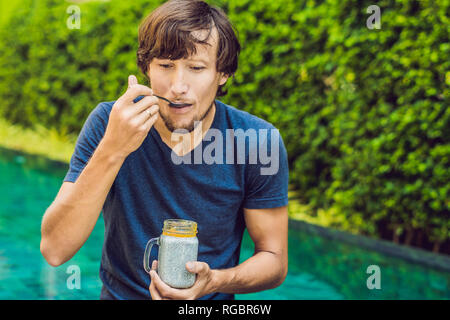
left=149, top=260, right=215, bottom=300
left=102, top=75, right=159, bottom=160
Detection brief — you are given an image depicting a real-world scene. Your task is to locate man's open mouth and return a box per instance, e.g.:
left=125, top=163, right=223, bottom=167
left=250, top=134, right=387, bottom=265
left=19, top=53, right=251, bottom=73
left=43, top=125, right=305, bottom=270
left=169, top=103, right=192, bottom=109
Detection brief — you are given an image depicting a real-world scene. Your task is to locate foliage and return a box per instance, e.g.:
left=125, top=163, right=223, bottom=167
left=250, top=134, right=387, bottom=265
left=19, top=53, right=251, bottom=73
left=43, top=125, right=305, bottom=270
left=0, top=0, right=448, bottom=252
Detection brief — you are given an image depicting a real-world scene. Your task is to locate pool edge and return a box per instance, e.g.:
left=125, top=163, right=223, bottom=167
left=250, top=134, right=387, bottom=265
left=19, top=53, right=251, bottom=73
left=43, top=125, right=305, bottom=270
left=289, top=219, right=450, bottom=273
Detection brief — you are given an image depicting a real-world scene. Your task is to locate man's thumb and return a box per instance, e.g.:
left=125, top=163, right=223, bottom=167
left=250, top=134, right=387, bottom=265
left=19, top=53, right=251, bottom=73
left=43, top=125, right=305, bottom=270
left=128, top=75, right=138, bottom=88
left=186, top=262, right=197, bottom=272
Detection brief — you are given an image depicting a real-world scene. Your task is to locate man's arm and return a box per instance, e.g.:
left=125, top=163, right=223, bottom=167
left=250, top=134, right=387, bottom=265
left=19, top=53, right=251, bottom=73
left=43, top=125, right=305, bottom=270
left=40, top=76, right=158, bottom=267
left=149, top=205, right=288, bottom=299
left=40, top=139, right=127, bottom=267
left=211, top=205, right=288, bottom=293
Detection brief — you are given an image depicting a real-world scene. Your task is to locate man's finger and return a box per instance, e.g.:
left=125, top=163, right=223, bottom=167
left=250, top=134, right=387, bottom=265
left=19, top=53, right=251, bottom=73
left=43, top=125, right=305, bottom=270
left=152, top=260, right=158, bottom=271
left=142, top=112, right=159, bottom=132
left=149, top=273, right=164, bottom=300
left=128, top=75, right=138, bottom=88
left=150, top=270, right=174, bottom=300
left=186, top=261, right=208, bottom=274
left=123, top=84, right=153, bottom=102
left=150, top=270, right=180, bottom=299
left=131, top=95, right=159, bottom=115
left=149, top=261, right=164, bottom=300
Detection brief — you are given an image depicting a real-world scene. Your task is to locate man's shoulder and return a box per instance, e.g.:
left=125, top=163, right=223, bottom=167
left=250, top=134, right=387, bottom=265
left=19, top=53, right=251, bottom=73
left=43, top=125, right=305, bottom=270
left=216, top=100, right=276, bottom=131
left=95, top=100, right=116, bottom=114
left=85, top=100, right=117, bottom=125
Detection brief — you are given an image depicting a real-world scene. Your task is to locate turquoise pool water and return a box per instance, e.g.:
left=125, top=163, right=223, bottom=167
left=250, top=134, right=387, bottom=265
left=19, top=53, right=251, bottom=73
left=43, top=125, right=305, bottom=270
left=0, top=147, right=449, bottom=300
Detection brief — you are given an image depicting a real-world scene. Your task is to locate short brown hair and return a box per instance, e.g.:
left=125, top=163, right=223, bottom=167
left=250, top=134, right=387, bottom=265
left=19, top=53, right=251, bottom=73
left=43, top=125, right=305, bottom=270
left=137, top=0, right=240, bottom=97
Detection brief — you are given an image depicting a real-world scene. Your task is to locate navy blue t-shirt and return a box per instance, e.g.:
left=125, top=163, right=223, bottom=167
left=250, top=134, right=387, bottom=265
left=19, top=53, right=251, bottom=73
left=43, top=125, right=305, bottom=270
left=64, top=98, right=289, bottom=300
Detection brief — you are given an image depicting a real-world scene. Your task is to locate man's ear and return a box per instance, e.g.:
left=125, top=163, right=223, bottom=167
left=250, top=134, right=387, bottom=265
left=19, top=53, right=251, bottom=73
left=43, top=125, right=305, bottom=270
left=219, top=72, right=230, bottom=86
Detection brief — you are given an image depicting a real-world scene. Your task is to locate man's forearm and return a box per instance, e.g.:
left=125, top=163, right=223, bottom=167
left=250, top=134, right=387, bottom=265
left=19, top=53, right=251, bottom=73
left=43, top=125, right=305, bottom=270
left=210, top=250, right=287, bottom=295
left=40, top=137, right=125, bottom=266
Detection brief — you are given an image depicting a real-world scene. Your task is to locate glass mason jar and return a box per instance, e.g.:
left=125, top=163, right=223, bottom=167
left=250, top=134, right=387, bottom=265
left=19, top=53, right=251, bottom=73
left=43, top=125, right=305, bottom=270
left=143, top=219, right=198, bottom=289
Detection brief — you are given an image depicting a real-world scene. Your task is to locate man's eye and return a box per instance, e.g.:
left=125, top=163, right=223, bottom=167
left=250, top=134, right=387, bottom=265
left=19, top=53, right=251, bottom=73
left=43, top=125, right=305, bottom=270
left=159, top=64, right=171, bottom=68
left=191, top=66, right=205, bottom=71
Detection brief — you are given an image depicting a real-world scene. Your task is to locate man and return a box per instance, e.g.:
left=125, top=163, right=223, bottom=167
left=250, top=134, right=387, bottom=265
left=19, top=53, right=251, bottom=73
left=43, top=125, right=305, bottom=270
left=40, top=0, right=289, bottom=300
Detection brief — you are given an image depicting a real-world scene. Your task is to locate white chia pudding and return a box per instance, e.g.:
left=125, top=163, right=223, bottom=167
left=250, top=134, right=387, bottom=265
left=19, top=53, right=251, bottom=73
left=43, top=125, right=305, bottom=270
left=157, top=234, right=198, bottom=288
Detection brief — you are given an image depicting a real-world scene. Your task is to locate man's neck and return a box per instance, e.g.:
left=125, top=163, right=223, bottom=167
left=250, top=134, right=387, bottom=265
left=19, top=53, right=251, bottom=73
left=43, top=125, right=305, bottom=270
left=154, top=102, right=216, bottom=156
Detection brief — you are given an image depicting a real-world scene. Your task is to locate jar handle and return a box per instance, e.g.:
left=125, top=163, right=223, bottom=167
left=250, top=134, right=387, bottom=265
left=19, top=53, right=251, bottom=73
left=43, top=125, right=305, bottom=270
left=143, top=237, right=160, bottom=274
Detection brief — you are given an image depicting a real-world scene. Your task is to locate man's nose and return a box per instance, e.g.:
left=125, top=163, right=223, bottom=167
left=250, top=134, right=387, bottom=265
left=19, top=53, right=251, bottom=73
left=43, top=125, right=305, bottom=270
left=170, top=67, right=189, bottom=96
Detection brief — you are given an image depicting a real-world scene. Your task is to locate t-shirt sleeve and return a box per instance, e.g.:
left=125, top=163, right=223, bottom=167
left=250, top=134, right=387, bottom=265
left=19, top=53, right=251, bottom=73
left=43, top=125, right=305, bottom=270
left=64, top=102, right=110, bottom=183
left=243, top=127, right=289, bottom=209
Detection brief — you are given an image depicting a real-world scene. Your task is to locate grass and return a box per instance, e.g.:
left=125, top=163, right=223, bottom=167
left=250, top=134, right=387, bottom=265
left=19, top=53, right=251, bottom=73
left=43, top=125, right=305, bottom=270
left=287, top=189, right=356, bottom=231
left=0, top=117, right=77, bottom=163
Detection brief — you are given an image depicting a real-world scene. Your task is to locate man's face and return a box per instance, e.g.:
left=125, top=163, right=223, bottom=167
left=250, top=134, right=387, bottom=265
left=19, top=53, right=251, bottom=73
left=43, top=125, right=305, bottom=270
left=148, top=28, right=228, bottom=132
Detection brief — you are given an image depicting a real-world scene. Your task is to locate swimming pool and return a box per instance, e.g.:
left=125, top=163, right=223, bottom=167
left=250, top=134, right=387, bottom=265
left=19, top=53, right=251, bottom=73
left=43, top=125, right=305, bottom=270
left=0, top=146, right=449, bottom=299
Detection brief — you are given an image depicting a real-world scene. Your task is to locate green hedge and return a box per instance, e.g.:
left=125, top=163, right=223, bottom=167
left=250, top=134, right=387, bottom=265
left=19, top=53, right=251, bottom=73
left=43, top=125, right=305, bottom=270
left=0, top=0, right=166, bottom=134
left=223, top=0, right=449, bottom=253
left=0, top=0, right=448, bottom=253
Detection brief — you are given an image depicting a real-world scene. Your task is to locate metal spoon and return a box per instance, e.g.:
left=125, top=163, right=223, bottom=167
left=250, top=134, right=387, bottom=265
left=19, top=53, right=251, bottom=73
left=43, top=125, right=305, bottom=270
left=153, top=95, right=191, bottom=108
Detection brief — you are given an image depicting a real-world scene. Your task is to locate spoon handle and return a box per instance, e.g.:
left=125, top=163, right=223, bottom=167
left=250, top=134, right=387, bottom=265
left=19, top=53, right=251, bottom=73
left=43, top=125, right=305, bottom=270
left=153, top=95, right=171, bottom=104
